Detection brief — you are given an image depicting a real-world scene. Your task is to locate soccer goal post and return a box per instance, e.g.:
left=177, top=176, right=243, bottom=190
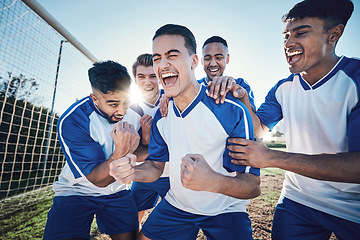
left=0, top=0, right=97, bottom=218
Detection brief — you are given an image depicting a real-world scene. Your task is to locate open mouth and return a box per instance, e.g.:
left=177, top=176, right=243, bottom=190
left=286, top=49, right=303, bottom=65
left=113, top=115, right=123, bottom=121
left=208, top=67, right=220, bottom=76
left=161, top=72, right=178, bottom=86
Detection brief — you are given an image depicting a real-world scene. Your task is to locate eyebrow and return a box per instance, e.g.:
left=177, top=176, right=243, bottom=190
left=106, top=100, right=120, bottom=103
left=204, top=53, right=224, bottom=57
left=283, top=24, right=312, bottom=34
left=153, top=49, right=180, bottom=58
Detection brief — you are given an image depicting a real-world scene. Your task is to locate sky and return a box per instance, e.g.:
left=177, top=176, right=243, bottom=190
left=36, top=0, right=360, bottom=106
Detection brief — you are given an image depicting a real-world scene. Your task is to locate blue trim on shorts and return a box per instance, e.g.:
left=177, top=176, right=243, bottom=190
left=43, top=190, right=138, bottom=240
left=272, top=197, right=360, bottom=240
left=142, top=199, right=253, bottom=240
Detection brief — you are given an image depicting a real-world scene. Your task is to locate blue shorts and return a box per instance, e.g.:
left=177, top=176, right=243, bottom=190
left=142, top=199, right=253, bottom=240
left=43, top=190, right=138, bottom=240
left=272, top=197, right=360, bottom=240
left=131, top=177, right=170, bottom=211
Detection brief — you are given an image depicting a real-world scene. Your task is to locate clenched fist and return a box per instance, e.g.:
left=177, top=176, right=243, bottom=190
left=111, top=121, right=140, bottom=158
left=109, top=153, right=137, bottom=184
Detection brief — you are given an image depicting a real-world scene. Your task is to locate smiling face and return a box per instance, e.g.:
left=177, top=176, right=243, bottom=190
left=283, top=17, right=337, bottom=81
left=135, top=65, right=160, bottom=104
left=202, top=42, right=229, bottom=80
left=152, top=34, right=198, bottom=102
left=90, top=88, right=130, bottom=123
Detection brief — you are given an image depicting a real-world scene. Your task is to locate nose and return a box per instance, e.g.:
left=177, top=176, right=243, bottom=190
left=116, top=104, right=127, bottom=116
left=284, top=35, right=296, bottom=49
left=159, top=57, right=170, bottom=70
left=209, top=58, right=217, bottom=66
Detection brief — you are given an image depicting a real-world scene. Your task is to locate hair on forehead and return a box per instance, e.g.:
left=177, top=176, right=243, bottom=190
left=132, top=53, right=153, bottom=77
left=153, top=24, right=197, bottom=55
left=202, top=36, right=228, bottom=49
left=282, top=0, right=354, bottom=30
left=88, top=60, right=131, bottom=94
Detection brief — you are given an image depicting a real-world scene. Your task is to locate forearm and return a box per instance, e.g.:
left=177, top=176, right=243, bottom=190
left=134, top=160, right=164, bottom=183
left=210, top=172, right=261, bottom=199
left=133, top=144, right=149, bottom=162
left=269, top=150, right=360, bottom=183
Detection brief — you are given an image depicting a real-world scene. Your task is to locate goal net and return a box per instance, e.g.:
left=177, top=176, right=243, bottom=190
left=0, top=0, right=95, bottom=217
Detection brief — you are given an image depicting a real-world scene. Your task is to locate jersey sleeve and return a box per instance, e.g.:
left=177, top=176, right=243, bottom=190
left=58, top=114, right=106, bottom=178
left=256, top=80, right=286, bottom=131
left=146, top=110, right=169, bottom=162
left=222, top=97, right=260, bottom=176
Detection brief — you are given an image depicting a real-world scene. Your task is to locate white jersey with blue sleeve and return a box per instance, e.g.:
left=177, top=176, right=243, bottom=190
left=198, top=77, right=256, bottom=110
left=53, top=96, right=128, bottom=196
left=147, top=85, right=260, bottom=216
left=256, top=56, right=360, bottom=223
left=122, top=89, right=169, bottom=177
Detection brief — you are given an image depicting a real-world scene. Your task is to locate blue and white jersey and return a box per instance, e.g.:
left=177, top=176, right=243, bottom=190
left=198, top=77, right=256, bottom=110
left=53, top=96, right=128, bottom=196
left=147, top=84, right=260, bottom=216
left=123, top=89, right=169, bottom=177
left=257, top=56, right=360, bottom=223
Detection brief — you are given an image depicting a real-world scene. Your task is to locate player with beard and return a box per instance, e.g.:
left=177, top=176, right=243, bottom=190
left=44, top=61, right=141, bottom=240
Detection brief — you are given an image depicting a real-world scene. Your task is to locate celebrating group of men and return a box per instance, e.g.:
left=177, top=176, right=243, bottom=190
left=43, top=0, right=360, bottom=239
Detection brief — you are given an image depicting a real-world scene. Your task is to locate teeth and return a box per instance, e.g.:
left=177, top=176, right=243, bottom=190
left=287, top=50, right=302, bottom=56
left=162, top=72, right=177, bottom=78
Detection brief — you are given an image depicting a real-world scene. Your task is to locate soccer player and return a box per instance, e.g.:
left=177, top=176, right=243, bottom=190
left=220, top=0, right=360, bottom=239
left=43, top=61, right=140, bottom=240
left=200, top=36, right=255, bottom=109
left=159, top=36, right=256, bottom=117
left=109, top=24, right=261, bottom=240
left=122, top=53, right=170, bottom=224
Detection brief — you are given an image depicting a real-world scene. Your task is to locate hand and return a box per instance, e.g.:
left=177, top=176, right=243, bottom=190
left=111, top=121, right=140, bottom=158
left=109, top=153, right=137, bottom=184
left=227, top=137, right=273, bottom=168
left=208, top=76, right=248, bottom=104
left=180, top=154, right=217, bottom=192
left=140, top=114, right=152, bottom=145
left=207, top=76, right=236, bottom=104
left=159, top=94, right=169, bottom=117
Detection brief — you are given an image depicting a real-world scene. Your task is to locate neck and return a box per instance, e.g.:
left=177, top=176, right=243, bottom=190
left=301, top=54, right=340, bottom=86
left=174, top=80, right=201, bottom=113
left=145, top=92, right=160, bottom=105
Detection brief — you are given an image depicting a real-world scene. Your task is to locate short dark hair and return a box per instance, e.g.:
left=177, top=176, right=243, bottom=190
left=282, top=0, right=354, bottom=31
left=88, top=60, right=131, bottom=94
left=132, top=53, right=153, bottom=78
left=202, top=36, right=228, bottom=49
left=153, top=24, right=197, bottom=55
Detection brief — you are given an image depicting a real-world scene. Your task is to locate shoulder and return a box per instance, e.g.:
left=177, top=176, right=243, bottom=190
left=341, top=57, right=360, bottom=84
left=58, top=96, right=93, bottom=127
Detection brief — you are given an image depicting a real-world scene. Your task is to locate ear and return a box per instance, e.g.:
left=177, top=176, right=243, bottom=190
left=328, top=24, right=344, bottom=44
left=191, top=54, right=199, bottom=70
left=201, top=57, right=204, bottom=66
left=90, top=93, right=98, bottom=106
left=226, top=54, right=230, bottom=64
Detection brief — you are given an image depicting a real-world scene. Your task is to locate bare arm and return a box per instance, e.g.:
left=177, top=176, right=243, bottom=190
left=180, top=154, right=260, bottom=199
left=109, top=153, right=165, bottom=184
left=86, top=121, right=140, bottom=187
left=228, top=138, right=360, bottom=183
